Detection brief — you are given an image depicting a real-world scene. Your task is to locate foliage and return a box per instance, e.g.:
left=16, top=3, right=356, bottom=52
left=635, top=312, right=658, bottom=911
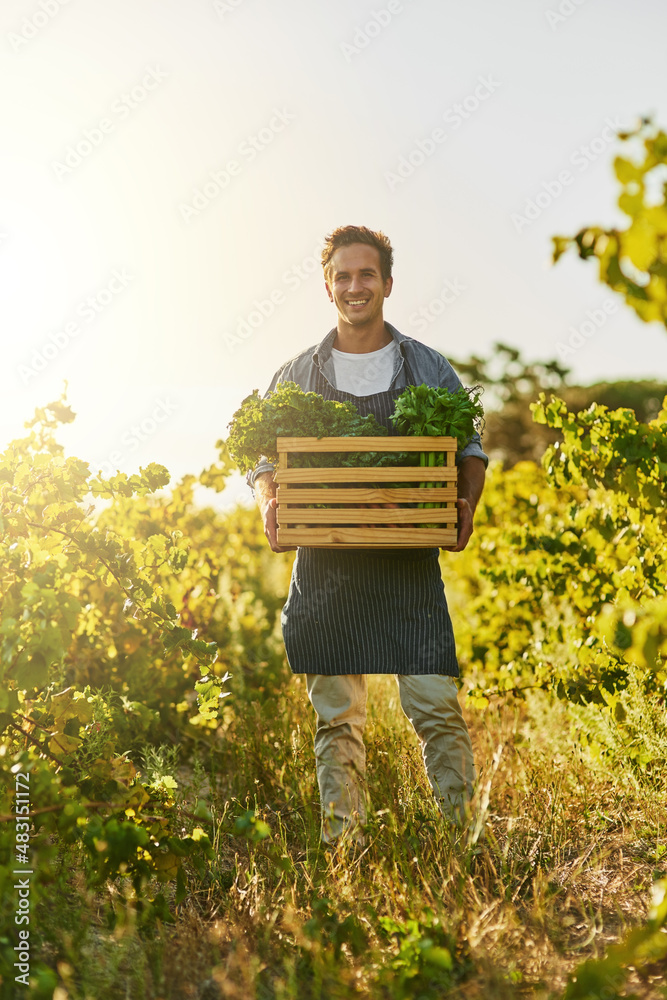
left=563, top=379, right=667, bottom=425
left=226, top=381, right=485, bottom=485
left=0, top=395, right=287, bottom=989
left=225, top=381, right=389, bottom=474
left=377, top=910, right=470, bottom=997
left=553, top=116, right=667, bottom=329
left=561, top=878, right=667, bottom=999
left=450, top=117, right=667, bottom=993
left=17, top=665, right=666, bottom=999
left=534, top=393, right=666, bottom=509
left=449, top=342, right=570, bottom=410
left=451, top=393, right=667, bottom=710
left=385, top=383, right=484, bottom=516
left=302, top=897, right=368, bottom=962
left=389, top=382, right=484, bottom=448
left=448, top=341, right=667, bottom=466
left=2, top=387, right=666, bottom=996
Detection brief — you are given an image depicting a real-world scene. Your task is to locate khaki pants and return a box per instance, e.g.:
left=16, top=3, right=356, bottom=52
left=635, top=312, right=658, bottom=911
left=305, top=673, right=476, bottom=844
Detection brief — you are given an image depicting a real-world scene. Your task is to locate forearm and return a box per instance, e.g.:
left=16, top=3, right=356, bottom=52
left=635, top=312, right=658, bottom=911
left=254, top=470, right=277, bottom=514
left=457, top=456, right=486, bottom=514
left=255, top=471, right=295, bottom=552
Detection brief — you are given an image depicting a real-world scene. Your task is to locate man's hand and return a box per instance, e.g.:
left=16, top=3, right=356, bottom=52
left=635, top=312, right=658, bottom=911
left=254, top=471, right=297, bottom=553
left=262, top=495, right=297, bottom=553
left=440, top=456, right=486, bottom=553
left=441, top=498, right=474, bottom=552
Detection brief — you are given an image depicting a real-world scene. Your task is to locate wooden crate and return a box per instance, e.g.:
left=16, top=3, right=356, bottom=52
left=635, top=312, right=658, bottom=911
left=274, top=436, right=458, bottom=548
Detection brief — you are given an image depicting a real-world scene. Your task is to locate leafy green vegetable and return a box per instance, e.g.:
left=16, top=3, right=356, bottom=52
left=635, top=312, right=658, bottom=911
left=389, top=384, right=484, bottom=446
left=225, top=381, right=390, bottom=475
left=226, top=381, right=484, bottom=529
left=389, top=384, right=485, bottom=522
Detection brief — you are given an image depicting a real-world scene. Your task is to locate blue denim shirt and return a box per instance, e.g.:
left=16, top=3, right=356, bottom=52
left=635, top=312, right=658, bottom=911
left=246, top=322, right=488, bottom=489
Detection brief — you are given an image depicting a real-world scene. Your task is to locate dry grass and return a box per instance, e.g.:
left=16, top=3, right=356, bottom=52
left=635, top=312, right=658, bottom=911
left=40, top=668, right=667, bottom=1000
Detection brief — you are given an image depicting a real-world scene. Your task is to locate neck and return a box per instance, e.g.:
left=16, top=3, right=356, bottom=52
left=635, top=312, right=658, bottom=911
left=333, top=319, right=392, bottom=354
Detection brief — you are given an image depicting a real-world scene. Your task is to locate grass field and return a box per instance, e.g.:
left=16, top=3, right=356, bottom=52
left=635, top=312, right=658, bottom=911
left=38, top=666, right=667, bottom=1000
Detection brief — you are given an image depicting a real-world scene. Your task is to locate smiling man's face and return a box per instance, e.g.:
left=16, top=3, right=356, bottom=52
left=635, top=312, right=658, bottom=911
left=325, top=243, right=393, bottom=331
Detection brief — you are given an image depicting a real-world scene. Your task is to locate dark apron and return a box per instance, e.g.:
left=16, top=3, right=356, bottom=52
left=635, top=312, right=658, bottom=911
left=280, top=356, right=459, bottom=677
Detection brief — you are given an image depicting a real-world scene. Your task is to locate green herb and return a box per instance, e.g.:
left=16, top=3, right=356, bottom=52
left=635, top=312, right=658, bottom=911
left=389, top=383, right=484, bottom=445
left=389, top=384, right=485, bottom=521
left=225, top=381, right=390, bottom=475
left=226, top=382, right=484, bottom=530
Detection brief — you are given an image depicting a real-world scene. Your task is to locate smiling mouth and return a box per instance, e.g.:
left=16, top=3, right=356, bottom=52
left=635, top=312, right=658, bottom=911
left=346, top=299, right=370, bottom=306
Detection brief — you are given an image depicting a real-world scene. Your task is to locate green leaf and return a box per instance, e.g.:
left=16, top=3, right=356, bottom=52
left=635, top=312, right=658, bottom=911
left=162, top=626, right=192, bottom=652
left=233, top=810, right=271, bottom=843
left=15, top=650, right=49, bottom=690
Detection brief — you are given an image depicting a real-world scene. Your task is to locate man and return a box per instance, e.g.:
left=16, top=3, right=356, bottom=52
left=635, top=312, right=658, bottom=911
left=247, top=225, right=487, bottom=846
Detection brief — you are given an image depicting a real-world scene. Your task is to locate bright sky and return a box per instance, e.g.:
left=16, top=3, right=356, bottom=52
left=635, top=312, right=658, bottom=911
left=2, top=0, right=667, bottom=507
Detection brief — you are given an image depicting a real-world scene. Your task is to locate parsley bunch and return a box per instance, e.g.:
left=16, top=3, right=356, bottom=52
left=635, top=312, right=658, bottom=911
left=388, top=384, right=485, bottom=517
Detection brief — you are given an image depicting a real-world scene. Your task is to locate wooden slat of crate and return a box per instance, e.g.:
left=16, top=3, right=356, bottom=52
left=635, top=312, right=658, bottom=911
left=278, top=507, right=457, bottom=524
left=274, top=467, right=457, bottom=483
left=277, top=527, right=458, bottom=547
left=277, top=435, right=456, bottom=452
left=275, top=436, right=458, bottom=549
left=276, top=486, right=458, bottom=503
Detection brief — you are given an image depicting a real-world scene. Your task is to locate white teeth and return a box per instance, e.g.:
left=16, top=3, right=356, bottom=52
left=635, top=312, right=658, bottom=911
left=348, top=299, right=368, bottom=305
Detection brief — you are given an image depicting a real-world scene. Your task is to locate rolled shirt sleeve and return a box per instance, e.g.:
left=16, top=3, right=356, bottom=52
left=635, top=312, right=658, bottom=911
left=246, top=457, right=276, bottom=490
left=436, top=355, right=488, bottom=468
left=458, top=433, right=488, bottom=466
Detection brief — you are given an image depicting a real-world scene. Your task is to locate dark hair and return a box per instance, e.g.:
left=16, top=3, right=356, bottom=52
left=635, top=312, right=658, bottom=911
left=321, top=225, right=394, bottom=282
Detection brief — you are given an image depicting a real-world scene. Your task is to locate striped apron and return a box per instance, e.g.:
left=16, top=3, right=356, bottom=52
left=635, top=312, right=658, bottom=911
left=280, top=363, right=459, bottom=677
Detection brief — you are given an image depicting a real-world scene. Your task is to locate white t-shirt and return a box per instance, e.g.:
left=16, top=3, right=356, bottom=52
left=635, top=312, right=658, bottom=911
left=330, top=339, right=398, bottom=396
